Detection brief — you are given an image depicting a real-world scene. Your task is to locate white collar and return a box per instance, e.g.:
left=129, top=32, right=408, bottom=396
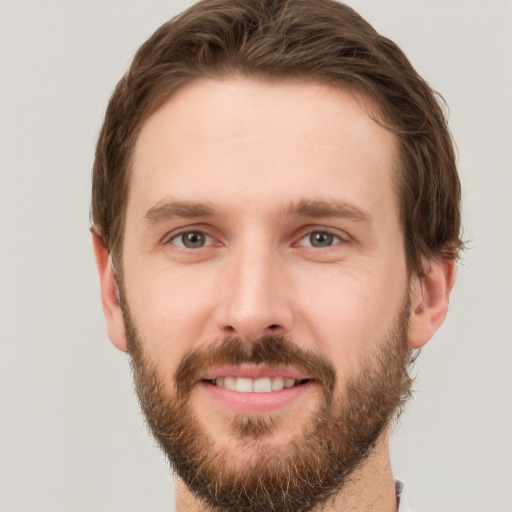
left=395, top=479, right=413, bottom=512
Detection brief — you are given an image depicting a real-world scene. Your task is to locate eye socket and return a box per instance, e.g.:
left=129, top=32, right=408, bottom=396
left=170, top=231, right=214, bottom=249
left=298, top=231, right=343, bottom=248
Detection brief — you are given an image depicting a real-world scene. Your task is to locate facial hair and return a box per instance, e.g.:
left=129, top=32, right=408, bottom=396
left=122, top=300, right=414, bottom=512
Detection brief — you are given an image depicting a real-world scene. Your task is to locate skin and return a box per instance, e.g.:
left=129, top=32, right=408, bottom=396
left=93, top=78, right=455, bottom=511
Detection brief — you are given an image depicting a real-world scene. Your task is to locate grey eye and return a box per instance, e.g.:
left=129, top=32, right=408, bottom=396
left=296, top=230, right=343, bottom=248
left=172, top=231, right=211, bottom=249
left=309, top=231, right=335, bottom=247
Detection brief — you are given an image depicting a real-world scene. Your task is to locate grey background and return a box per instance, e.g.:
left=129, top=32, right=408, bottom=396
left=1, top=1, right=511, bottom=511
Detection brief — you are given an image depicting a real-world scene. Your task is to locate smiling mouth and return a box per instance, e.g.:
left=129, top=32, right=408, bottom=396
left=204, top=376, right=312, bottom=393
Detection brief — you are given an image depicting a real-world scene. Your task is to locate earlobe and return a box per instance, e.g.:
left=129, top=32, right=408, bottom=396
left=407, top=257, right=456, bottom=349
left=92, top=230, right=128, bottom=352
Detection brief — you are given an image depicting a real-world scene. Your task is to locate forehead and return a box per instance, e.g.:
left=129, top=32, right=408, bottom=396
left=128, top=77, right=399, bottom=224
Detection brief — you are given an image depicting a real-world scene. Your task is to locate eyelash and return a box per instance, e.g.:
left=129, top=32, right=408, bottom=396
left=165, top=227, right=350, bottom=250
left=168, top=230, right=216, bottom=249
left=294, top=230, right=345, bottom=248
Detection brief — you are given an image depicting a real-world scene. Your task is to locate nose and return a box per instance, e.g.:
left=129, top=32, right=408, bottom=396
left=214, top=244, right=294, bottom=342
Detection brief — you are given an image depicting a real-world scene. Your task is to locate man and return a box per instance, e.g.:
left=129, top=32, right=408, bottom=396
left=91, top=0, right=462, bottom=510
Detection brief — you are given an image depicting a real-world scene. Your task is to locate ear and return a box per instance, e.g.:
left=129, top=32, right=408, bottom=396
left=407, top=257, right=456, bottom=349
left=92, top=230, right=127, bottom=352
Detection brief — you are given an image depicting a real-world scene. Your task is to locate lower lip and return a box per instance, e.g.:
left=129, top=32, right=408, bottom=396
left=199, top=381, right=314, bottom=415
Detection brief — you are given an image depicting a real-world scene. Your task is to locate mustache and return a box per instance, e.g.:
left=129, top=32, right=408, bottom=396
left=174, top=336, right=336, bottom=399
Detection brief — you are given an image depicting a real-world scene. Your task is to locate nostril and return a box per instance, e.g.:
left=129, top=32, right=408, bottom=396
left=267, top=324, right=279, bottom=330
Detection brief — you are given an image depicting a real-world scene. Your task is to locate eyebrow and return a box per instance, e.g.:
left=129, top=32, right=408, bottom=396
left=143, top=198, right=371, bottom=225
left=282, top=199, right=371, bottom=223
left=144, top=200, right=216, bottom=224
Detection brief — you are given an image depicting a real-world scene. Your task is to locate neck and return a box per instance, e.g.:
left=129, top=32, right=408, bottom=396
left=322, top=430, right=398, bottom=511
left=174, top=429, right=397, bottom=512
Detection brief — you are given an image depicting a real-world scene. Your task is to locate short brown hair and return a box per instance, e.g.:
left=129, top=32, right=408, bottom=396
left=91, top=0, right=463, bottom=275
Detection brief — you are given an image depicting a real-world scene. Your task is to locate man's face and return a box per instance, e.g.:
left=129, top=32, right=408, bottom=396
left=120, top=78, right=413, bottom=510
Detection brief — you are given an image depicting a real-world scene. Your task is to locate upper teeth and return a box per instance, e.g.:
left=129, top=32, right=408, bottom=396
left=215, top=376, right=297, bottom=393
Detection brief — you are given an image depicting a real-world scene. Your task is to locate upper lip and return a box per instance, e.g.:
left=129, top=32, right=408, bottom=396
left=201, top=364, right=311, bottom=382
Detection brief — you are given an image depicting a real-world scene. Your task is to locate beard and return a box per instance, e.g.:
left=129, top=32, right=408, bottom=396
left=121, top=297, right=414, bottom=512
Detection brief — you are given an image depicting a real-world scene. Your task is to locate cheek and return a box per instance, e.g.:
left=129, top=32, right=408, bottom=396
left=293, top=264, right=408, bottom=372
left=122, top=262, right=219, bottom=367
